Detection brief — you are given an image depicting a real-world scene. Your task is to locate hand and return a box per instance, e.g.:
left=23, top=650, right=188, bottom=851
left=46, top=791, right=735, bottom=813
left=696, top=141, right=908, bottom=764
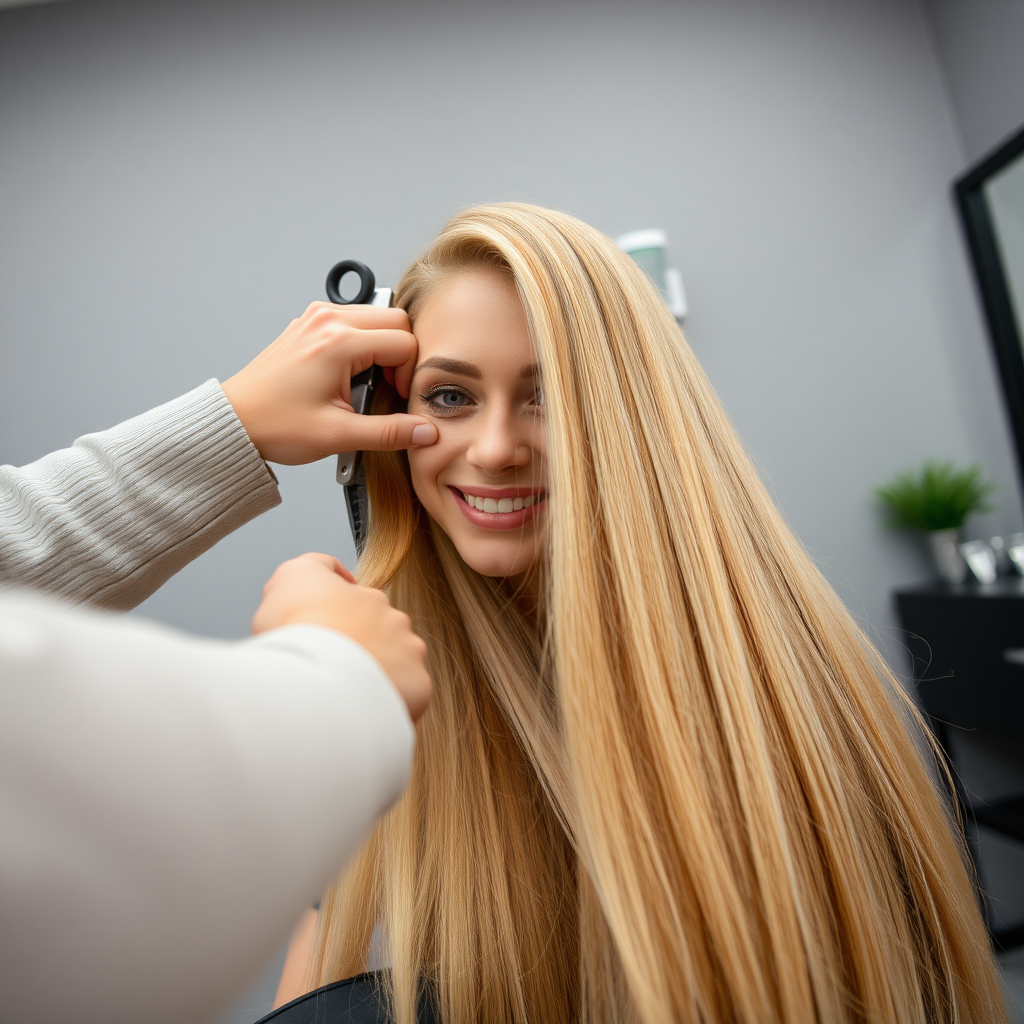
left=221, top=302, right=438, bottom=465
left=252, top=553, right=432, bottom=723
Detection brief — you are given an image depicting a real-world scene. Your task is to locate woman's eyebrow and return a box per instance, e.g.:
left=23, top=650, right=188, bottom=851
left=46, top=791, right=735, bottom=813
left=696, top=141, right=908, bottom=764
left=519, top=362, right=541, bottom=380
left=411, top=356, right=481, bottom=380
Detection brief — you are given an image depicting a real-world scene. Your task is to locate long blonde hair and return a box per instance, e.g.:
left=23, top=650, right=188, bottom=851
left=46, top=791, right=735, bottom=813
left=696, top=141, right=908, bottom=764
left=309, top=203, right=1005, bottom=1023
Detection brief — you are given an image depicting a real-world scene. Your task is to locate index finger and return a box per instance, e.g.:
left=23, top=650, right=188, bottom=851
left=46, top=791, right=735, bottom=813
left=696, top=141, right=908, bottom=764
left=346, top=328, right=419, bottom=399
left=306, top=301, right=411, bottom=333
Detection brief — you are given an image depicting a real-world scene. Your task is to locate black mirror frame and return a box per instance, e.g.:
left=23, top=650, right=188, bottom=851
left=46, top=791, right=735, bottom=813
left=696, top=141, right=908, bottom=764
left=954, top=124, right=1024, bottom=503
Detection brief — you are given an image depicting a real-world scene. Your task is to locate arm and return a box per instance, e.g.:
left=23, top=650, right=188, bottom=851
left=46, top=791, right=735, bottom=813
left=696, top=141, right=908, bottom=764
left=0, top=380, right=280, bottom=610
left=0, top=589, right=415, bottom=1024
left=0, top=302, right=437, bottom=610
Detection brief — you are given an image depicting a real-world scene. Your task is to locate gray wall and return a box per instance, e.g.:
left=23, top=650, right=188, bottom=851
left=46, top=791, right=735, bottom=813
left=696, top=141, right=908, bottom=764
left=3, top=0, right=1020, bottom=652
left=924, top=0, right=1024, bottom=162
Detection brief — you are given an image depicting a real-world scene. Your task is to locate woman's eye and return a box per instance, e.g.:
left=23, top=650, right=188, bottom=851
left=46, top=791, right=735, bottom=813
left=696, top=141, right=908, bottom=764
left=421, top=387, right=474, bottom=414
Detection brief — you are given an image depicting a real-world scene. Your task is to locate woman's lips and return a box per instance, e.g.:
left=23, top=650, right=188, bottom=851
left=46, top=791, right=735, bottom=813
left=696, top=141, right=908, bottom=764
left=448, top=486, right=547, bottom=531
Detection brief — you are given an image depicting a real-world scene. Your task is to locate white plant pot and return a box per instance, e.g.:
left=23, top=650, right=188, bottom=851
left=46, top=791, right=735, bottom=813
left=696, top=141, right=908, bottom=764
left=927, top=528, right=968, bottom=584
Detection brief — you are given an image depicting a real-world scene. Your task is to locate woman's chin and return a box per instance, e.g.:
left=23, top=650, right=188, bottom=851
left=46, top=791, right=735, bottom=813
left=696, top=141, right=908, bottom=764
left=450, top=538, right=540, bottom=580
left=425, top=505, right=544, bottom=580
left=465, top=554, right=538, bottom=580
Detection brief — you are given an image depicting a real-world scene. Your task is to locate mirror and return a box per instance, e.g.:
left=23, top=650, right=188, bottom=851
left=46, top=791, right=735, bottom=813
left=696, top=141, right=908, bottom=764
left=956, top=125, right=1024, bottom=502
left=987, top=156, right=1024, bottom=343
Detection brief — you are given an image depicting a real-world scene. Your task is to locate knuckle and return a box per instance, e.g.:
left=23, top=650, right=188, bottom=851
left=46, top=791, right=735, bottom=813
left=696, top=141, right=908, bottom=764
left=379, top=420, right=401, bottom=450
left=325, top=315, right=353, bottom=335
left=305, top=302, right=332, bottom=324
left=311, top=303, right=342, bottom=327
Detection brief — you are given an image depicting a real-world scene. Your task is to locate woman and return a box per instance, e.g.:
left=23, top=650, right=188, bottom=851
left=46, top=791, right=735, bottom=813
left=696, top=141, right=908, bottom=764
left=273, top=204, right=1005, bottom=1024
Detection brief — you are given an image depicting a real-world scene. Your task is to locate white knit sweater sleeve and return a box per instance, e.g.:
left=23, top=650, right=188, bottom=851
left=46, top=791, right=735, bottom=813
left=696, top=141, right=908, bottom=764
left=0, top=379, right=281, bottom=610
left=0, top=591, right=414, bottom=1024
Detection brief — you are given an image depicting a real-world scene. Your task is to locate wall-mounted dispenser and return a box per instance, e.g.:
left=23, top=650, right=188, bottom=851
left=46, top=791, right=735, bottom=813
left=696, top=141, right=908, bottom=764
left=615, top=229, right=688, bottom=322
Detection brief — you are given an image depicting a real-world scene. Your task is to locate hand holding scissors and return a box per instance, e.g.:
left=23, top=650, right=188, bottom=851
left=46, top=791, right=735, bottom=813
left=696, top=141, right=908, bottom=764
left=322, top=259, right=415, bottom=551
left=221, top=275, right=435, bottom=468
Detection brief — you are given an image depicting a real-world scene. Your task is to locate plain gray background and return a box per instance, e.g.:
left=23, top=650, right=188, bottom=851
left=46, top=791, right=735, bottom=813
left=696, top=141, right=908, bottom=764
left=1, top=0, right=1023, bottom=1020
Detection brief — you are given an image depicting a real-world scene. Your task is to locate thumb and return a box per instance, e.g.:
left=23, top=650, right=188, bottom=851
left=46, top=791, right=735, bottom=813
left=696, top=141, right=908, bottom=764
left=335, top=411, right=438, bottom=452
left=294, top=551, right=357, bottom=583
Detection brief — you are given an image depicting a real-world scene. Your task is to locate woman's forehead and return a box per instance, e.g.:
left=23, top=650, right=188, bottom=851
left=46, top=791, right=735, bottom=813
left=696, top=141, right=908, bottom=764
left=413, top=268, right=533, bottom=374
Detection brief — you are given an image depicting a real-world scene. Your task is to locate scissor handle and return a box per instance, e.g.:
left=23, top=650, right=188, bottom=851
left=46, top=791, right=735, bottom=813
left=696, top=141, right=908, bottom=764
left=326, top=260, right=376, bottom=305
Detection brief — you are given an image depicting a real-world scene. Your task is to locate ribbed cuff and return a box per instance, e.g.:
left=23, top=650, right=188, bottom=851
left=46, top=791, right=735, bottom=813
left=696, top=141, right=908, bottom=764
left=86, top=382, right=282, bottom=606
left=89, top=378, right=280, bottom=529
left=81, top=380, right=281, bottom=607
left=0, top=381, right=282, bottom=610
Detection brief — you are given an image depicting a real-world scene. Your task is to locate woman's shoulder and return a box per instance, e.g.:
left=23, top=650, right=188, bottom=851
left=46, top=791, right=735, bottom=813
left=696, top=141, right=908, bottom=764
left=254, top=971, right=440, bottom=1024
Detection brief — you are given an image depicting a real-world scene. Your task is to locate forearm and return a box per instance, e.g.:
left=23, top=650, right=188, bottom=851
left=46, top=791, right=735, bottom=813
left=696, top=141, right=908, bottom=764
left=0, top=591, right=413, bottom=1024
left=0, top=380, right=280, bottom=609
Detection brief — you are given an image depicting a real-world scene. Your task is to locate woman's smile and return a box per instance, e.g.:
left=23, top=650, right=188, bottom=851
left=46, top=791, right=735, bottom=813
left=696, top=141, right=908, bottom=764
left=448, top=486, right=547, bottom=530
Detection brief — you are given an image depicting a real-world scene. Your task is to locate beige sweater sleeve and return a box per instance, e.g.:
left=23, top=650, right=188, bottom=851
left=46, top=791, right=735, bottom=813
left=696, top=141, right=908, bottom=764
left=0, top=380, right=281, bottom=610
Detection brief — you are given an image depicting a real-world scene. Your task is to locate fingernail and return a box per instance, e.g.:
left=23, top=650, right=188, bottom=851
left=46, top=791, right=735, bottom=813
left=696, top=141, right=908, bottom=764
left=412, top=424, right=438, bottom=446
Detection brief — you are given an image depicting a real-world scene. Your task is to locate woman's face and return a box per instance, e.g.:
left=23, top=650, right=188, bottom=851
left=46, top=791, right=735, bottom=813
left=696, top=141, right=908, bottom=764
left=406, top=267, right=546, bottom=580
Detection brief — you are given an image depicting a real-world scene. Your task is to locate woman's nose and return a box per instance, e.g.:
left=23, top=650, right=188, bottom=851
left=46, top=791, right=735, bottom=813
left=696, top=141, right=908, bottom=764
left=465, top=409, right=531, bottom=476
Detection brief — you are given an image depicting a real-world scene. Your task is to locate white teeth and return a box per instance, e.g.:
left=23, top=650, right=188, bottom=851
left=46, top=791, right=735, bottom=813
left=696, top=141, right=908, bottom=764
left=462, top=491, right=543, bottom=512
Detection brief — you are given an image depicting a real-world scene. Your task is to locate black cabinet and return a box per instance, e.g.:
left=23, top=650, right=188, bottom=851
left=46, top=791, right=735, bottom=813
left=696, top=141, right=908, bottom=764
left=895, top=577, right=1024, bottom=948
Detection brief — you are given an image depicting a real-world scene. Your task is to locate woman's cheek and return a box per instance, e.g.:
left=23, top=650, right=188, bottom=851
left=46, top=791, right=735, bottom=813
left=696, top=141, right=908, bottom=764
left=407, top=435, right=452, bottom=517
left=407, top=448, right=433, bottom=509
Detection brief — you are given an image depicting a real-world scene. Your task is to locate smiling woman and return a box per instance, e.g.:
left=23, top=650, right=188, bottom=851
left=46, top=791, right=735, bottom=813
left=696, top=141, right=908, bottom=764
left=405, top=268, right=547, bottom=582
left=277, top=204, right=1005, bottom=1024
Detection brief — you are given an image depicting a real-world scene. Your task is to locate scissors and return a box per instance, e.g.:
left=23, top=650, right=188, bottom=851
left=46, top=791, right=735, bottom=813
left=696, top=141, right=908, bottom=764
left=326, top=259, right=394, bottom=555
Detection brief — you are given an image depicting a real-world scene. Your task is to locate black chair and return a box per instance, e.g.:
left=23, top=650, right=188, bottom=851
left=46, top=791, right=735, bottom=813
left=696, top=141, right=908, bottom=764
left=255, top=971, right=439, bottom=1024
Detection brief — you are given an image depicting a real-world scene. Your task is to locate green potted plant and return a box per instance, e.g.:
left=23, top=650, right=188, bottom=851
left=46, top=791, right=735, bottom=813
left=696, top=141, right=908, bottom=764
left=875, top=460, right=997, bottom=583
